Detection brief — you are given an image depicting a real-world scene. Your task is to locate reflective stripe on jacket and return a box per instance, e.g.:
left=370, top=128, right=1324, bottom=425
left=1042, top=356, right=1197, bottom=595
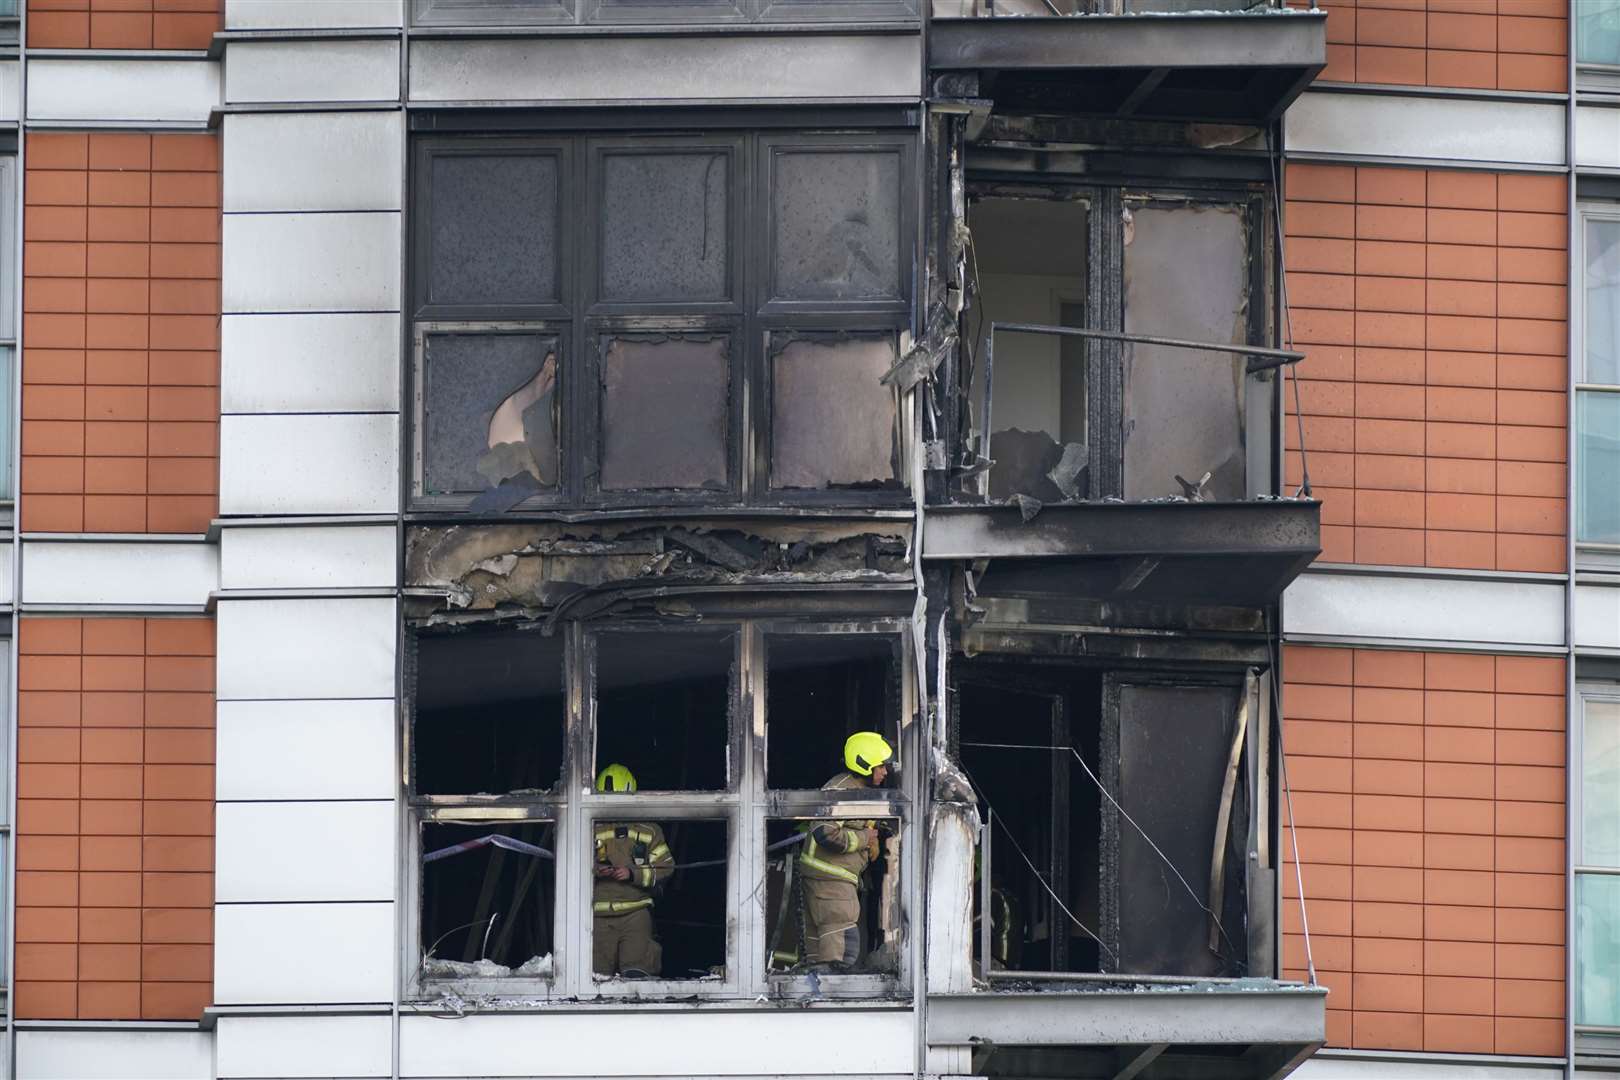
left=796, top=771, right=873, bottom=887
left=593, top=821, right=674, bottom=910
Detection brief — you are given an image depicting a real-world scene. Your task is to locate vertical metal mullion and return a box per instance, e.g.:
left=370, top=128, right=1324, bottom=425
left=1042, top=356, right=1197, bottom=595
left=1091, top=187, right=1124, bottom=498
left=561, top=619, right=588, bottom=997
left=1049, top=693, right=1070, bottom=972
left=738, top=622, right=765, bottom=995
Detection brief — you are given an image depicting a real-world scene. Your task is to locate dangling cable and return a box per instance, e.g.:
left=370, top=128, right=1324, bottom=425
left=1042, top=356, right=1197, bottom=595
left=1267, top=127, right=1313, bottom=499
left=1268, top=623, right=1318, bottom=986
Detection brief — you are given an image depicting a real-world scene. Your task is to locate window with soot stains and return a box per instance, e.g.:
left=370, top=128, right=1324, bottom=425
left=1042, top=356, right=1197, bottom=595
left=411, top=131, right=914, bottom=512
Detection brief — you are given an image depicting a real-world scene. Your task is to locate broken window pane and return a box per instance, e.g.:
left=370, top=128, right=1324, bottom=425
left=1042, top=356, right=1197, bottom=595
left=769, top=335, right=900, bottom=491
left=591, top=818, right=727, bottom=981
left=957, top=666, right=1102, bottom=973
left=1109, top=682, right=1246, bottom=977
left=968, top=197, right=1090, bottom=502
left=600, top=335, right=729, bottom=492
left=421, top=819, right=556, bottom=979
left=764, top=816, right=901, bottom=975
left=428, top=153, right=558, bottom=307
left=1122, top=203, right=1249, bottom=502
left=773, top=150, right=901, bottom=301
left=765, top=633, right=900, bottom=790
left=414, top=629, right=565, bottom=796
left=600, top=152, right=729, bottom=302
left=423, top=332, right=560, bottom=497
left=594, top=629, right=733, bottom=791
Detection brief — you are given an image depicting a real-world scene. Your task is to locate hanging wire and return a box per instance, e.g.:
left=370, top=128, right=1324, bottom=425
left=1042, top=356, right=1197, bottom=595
left=1267, top=623, right=1318, bottom=986
left=959, top=764, right=1117, bottom=965
left=1266, top=127, right=1313, bottom=499
left=960, top=741, right=1238, bottom=961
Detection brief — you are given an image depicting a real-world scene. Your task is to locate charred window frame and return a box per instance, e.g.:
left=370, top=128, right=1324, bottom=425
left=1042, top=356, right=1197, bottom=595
left=410, top=130, right=914, bottom=512
left=954, top=181, right=1274, bottom=504
left=404, top=617, right=917, bottom=1002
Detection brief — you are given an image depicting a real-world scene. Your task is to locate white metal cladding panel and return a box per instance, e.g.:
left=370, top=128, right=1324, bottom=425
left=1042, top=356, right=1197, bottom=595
left=227, top=0, right=404, bottom=29
left=218, top=801, right=394, bottom=901
left=21, top=540, right=217, bottom=608
left=216, top=597, right=396, bottom=700
left=1285, top=91, right=1565, bottom=166
left=1575, top=582, right=1620, bottom=651
left=0, top=541, right=12, bottom=606
left=27, top=59, right=219, bottom=124
left=16, top=1030, right=213, bottom=1080
left=221, top=525, right=397, bottom=590
left=1283, top=571, right=1565, bottom=647
left=1577, top=104, right=1620, bottom=171
left=224, top=112, right=403, bottom=213
left=400, top=1010, right=916, bottom=1077
left=217, top=698, right=397, bottom=801
left=216, top=901, right=394, bottom=1004
left=223, top=212, right=401, bottom=314
left=409, top=33, right=921, bottom=103
left=222, top=312, right=402, bottom=414
left=219, top=413, right=399, bottom=516
left=225, top=40, right=400, bottom=104
left=217, top=1014, right=392, bottom=1078
left=0, top=61, right=18, bottom=123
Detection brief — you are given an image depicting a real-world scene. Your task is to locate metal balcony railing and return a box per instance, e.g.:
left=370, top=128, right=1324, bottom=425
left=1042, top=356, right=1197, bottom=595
left=972, top=322, right=1304, bottom=507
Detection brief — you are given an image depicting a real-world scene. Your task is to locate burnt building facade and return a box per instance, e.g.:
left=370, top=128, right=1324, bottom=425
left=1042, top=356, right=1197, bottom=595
left=0, top=2, right=1614, bottom=1080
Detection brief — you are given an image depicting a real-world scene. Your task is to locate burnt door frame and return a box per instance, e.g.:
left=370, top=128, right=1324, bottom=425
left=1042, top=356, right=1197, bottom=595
left=953, top=667, right=1073, bottom=972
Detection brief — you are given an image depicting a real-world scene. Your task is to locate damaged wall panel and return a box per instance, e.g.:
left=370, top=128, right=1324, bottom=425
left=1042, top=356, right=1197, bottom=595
left=405, top=520, right=914, bottom=617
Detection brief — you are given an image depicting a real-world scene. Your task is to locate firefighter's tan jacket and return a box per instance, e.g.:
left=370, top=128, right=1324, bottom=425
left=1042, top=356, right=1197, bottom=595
left=593, top=822, right=673, bottom=916
left=797, top=771, right=876, bottom=888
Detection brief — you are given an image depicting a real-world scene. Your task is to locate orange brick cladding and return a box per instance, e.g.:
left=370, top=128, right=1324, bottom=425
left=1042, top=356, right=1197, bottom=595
left=27, top=0, right=221, bottom=51
left=1282, top=646, right=1566, bottom=1056
left=1284, top=163, right=1568, bottom=572
left=14, top=617, right=215, bottom=1021
left=1301, top=0, right=1566, bottom=92
left=22, top=132, right=221, bottom=535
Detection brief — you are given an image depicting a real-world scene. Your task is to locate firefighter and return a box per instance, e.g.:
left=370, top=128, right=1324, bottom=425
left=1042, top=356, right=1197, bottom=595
left=592, top=764, right=674, bottom=978
left=796, top=731, right=893, bottom=972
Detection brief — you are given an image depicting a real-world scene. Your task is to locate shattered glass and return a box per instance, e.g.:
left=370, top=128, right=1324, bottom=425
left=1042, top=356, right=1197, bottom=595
left=967, top=197, right=1090, bottom=502
left=600, top=336, right=729, bottom=491
left=428, top=154, right=558, bottom=307
left=770, top=336, right=900, bottom=491
left=421, top=820, right=556, bottom=971
left=773, top=150, right=901, bottom=301
left=1122, top=203, right=1249, bottom=502
left=601, top=152, right=728, bottom=302
left=423, top=332, right=560, bottom=497
left=594, top=629, right=733, bottom=791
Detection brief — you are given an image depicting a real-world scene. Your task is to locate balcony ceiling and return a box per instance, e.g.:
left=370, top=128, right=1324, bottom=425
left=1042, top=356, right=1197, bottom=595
left=922, top=499, right=1320, bottom=609
left=929, top=980, right=1327, bottom=1080
left=929, top=11, right=1328, bottom=124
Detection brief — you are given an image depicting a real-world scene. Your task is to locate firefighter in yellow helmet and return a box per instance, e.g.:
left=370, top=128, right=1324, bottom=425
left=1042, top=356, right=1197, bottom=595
left=592, top=764, right=674, bottom=978
left=796, top=731, right=894, bottom=972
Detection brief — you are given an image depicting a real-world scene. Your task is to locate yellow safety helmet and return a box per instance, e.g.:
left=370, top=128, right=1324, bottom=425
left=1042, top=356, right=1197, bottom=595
left=844, top=731, right=893, bottom=777
left=595, top=763, right=637, bottom=793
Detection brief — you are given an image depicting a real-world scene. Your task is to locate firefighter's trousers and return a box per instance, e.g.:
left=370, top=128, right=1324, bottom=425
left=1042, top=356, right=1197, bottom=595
left=593, top=908, right=661, bottom=976
left=801, top=877, right=861, bottom=968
